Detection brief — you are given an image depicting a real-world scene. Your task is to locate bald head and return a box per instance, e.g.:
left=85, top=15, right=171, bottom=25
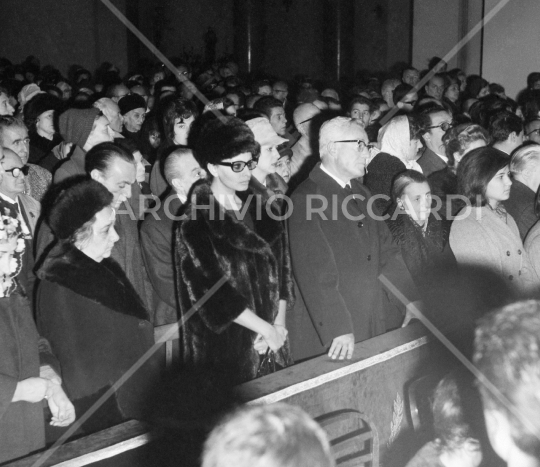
left=293, top=103, right=321, bottom=137
left=164, top=147, right=206, bottom=200
left=94, top=98, right=123, bottom=133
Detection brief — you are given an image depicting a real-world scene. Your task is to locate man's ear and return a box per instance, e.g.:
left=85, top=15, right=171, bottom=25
left=509, top=131, right=517, bottom=142
left=326, top=141, right=338, bottom=159
left=90, top=169, right=103, bottom=183
left=171, top=177, right=182, bottom=192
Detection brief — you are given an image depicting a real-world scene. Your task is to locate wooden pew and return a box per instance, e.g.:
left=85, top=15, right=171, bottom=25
left=3, top=323, right=453, bottom=467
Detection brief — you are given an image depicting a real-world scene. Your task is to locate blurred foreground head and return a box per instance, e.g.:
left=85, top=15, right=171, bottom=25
left=202, top=403, right=335, bottom=467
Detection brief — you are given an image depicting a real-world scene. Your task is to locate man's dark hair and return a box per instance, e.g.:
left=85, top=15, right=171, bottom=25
left=457, top=146, right=509, bottom=206
left=416, top=102, right=447, bottom=133
left=105, top=82, right=126, bottom=99
left=474, top=300, right=540, bottom=459
left=488, top=110, right=523, bottom=143
left=253, top=96, right=283, bottom=120
left=428, top=56, right=446, bottom=71
left=527, top=72, right=540, bottom=90
left=346, top=95, right=374, bottom=115
left=85, top=142, right=135, bottom=174
left=393, top=84, right=413, bottom=105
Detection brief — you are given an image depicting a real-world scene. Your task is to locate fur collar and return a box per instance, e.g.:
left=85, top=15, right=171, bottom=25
left=183, top=181, right=284, bottom=253
left=37, top=244, right=148, bottom=321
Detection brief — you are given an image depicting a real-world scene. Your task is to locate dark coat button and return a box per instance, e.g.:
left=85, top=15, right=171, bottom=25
left=508, top=275, right=513, bottom=281
left=358, top=221, right=364, bottom=228
left=367, top=255, right=371, bottom=261
left=506, top=251, right=511, bottom=256
left=518, top=250, right=522, bottom=255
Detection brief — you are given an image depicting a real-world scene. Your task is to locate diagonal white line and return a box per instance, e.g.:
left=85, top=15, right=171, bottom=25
left=380, top=0, right=511, bottom=126
left=30, top=275, right=227, bottom=467
left=100, top=0, right=227, bottom=122
left=379, top=273, right=540, bottom=443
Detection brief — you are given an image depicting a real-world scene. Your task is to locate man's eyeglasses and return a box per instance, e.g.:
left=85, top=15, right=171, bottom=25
left=215, top=159, right=258, bottom=172
left=427, top=121, right=454, bottom=132
left=4, top=166, right=30, bottom=178
left=403, top=100, right=417, bottom=107
left=334, top=140, right=373, bottom=150
left=526, top=128, right=540, bottom=137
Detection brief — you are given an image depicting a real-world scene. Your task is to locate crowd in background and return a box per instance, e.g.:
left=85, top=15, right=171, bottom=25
left=2, top=52, right=540, bottom=466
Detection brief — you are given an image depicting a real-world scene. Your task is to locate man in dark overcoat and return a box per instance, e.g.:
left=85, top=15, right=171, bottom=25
left=288, top=117, right=421, bottom=361
left=141, top=147, right=206, bottom=325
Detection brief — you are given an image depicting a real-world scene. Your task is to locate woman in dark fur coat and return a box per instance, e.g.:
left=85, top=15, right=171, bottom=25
left=175, top=115, right=293, bottom=386
left=36, top=180, right=159, bottom=434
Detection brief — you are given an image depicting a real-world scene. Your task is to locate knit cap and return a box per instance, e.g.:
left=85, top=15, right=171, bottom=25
left=118, top=94, right=146, bottom=116
left=59, top=107, right=100, bottom=148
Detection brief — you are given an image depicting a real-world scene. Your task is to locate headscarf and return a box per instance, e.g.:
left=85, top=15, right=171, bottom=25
left=378, top=115, right=423, bottom=173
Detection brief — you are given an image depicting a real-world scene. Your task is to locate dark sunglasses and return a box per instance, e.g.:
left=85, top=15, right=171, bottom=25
left=427, top=121, right=454, bottom=132
left=4, top=165, right=30, bottom=177
left=215, top=159, right=258, bottom=173
left=334, top=140, right=373, bottom=150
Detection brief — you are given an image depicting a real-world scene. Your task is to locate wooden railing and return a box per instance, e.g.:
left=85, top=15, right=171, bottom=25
left=3, top=323, right=454, bottom=467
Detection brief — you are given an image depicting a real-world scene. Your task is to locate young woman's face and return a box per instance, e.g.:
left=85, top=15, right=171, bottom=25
left=485, top=166, right=512, bottom=207
left=445, top=83, right=460, bottom=103
left=173, top=115, right=195, bottom=145
left=399, top=181, right=432, bottom=225
left=257, top=144, right=280, bottom=177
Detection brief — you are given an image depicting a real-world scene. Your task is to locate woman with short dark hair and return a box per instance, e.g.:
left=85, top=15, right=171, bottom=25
left=174, top=115, right=293, bottom=385
left=150, top=97, right=199, bottom=197
left=449, top=147, right=539, bottom=297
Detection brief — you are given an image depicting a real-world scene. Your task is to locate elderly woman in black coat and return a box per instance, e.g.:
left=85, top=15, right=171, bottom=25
left=36, top=179, right=159, bottom=434
left=175, top=115, right=294, bottom=385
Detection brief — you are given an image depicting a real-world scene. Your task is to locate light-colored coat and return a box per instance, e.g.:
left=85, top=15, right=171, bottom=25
left=524, top=220, right=540, bottom=279
left=450, top=206, right=540, bottom=297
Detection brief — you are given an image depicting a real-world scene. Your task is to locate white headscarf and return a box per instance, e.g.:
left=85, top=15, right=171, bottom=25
left=378, top=115, right=423, bottom=173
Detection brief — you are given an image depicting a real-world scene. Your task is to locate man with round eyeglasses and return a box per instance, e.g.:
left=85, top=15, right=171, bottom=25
left=418, top=107, right=454, bottom=176
left=288, top=116, right=421, bottom=362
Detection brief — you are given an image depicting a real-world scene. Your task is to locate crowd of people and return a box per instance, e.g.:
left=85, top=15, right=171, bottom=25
left=2, top=52, right=540, bottom=465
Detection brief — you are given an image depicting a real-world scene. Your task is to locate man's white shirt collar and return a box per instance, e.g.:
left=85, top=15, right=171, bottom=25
left=0, top=192, right=18, bottom=204
left=320, top=163, right=349, bottom=188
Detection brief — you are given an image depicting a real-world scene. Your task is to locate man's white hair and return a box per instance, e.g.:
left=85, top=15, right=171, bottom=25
left=510, top=144, right=540, bottom=177
left=319, top=116, right=363, bottom=159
